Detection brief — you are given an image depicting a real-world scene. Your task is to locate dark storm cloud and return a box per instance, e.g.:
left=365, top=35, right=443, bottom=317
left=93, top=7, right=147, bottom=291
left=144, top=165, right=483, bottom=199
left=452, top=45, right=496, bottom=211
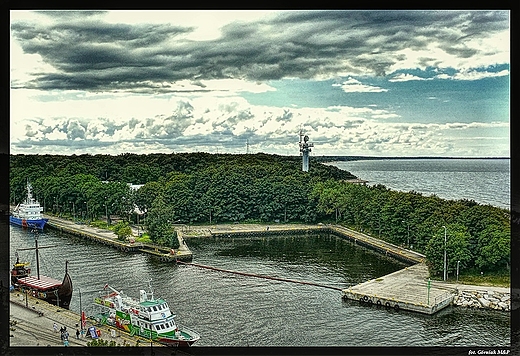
left=11, top=10, right=508, bottom=92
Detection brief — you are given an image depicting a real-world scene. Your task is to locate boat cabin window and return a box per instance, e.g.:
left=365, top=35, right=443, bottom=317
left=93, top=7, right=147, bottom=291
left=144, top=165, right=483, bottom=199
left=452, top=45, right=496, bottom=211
left=153, top=306, right=157, bottom=311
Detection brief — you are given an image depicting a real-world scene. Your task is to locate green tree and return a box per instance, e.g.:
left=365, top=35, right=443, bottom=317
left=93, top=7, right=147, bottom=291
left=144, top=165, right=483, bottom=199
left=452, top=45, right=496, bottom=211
left=113, top=221, right=133, bottom=241
left=425, top=224, right=471, bottom=279
left=146, top=196, right=178, bottom=247
left=475, top=225, right=510, bottom=272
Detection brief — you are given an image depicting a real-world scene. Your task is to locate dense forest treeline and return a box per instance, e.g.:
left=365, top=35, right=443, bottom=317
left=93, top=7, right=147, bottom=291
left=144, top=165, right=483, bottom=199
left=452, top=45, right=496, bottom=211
left=10, top=153, right=510, bottom=277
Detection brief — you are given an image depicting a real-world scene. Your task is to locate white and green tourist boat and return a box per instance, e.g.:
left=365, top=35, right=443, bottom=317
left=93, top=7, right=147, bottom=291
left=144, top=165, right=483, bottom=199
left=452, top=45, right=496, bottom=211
left=93, top=282, right=200, bottom=347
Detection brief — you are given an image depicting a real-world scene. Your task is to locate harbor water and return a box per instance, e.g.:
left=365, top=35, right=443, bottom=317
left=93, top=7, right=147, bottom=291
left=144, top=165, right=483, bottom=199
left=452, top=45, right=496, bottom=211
left=9, top=225, right=510, bottom=347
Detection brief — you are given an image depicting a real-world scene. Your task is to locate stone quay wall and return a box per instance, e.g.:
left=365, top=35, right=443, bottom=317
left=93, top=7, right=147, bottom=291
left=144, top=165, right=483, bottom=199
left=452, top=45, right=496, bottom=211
left=453, top=289, right=510, bottom=312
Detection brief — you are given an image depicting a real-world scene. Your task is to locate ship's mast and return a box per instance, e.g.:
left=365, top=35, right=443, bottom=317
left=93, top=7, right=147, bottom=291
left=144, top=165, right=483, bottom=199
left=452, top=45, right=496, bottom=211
left=17, top=230, right=57, bottom=280
left=35, top=234, right=40, bottom=279
left=148, top=278, right=154, bottom=300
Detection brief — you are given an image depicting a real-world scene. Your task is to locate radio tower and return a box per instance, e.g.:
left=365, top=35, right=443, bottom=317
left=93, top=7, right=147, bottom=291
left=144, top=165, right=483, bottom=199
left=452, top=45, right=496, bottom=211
left=299, top=129, right=314, bottom=172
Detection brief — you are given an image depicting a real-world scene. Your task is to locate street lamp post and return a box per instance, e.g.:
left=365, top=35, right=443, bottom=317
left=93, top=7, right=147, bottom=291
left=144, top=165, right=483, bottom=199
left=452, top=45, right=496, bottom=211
left=427, top=278, right=431, bottom=305
left=137, top=213, right=140, bottom=237
left=456, top=260, right=460, bottom=283
left=443, top=225, right=447, bottom=281
left=402, top=220, right=410, bottom=248
left=78, top=287, right=83, bottom=332
left=72, top=202, right=76, bottom=222
left=104, top=197, right=109, bottom=226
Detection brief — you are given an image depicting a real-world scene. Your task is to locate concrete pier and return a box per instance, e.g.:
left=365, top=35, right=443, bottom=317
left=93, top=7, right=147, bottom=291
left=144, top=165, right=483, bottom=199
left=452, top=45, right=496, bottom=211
left=44, top=215, right=193, bottom=262
left=342, top=263, right=456, bottom=314
left=328, top=225, right=426, bottom=264
left=183, top=223, right=425, bottom=265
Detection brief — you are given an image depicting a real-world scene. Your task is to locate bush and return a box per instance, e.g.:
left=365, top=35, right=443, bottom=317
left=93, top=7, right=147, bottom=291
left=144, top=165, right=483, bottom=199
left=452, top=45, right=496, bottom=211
left=113, top=221, right=132, bottom=241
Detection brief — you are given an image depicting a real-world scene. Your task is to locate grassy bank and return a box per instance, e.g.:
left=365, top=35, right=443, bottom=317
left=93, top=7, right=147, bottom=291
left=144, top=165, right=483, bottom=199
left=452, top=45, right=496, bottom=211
left=455, top=273, right=510, bottom=288
left=430, top=272, right=510, bottom=288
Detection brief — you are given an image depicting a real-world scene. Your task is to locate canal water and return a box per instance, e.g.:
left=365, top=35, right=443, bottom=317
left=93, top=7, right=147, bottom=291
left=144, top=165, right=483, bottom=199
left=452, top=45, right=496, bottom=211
left=9, top=225, right=510, bottom=347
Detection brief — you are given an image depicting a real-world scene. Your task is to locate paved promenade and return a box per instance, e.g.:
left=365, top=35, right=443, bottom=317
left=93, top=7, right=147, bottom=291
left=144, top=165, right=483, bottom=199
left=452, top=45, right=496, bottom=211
left=9, top=292, right=172, bottom=355
left=9, top=291, right=164, bottom=348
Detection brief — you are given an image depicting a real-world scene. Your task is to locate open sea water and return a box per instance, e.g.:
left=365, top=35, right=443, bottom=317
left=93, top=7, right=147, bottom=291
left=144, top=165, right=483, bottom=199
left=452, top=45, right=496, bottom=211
left=326, top=158, right=510, bottom=210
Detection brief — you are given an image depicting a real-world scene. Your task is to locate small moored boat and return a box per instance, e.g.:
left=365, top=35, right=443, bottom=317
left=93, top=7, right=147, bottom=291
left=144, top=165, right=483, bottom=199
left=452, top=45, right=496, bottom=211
left=93, top=282, right=200, bottom=347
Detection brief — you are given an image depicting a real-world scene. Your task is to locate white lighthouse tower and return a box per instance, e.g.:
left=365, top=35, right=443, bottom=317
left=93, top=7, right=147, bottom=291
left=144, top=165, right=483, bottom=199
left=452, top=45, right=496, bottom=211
left=299, top=129, right=314, bottom=172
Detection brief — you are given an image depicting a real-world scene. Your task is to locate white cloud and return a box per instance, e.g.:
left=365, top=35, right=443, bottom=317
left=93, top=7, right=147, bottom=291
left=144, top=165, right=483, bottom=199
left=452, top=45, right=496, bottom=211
left=10, top=83, right=509, bottom=157
left=388, top=73, right=428, bottom=82
left=389, top=27, right=509, bottom=74
left=453, top=69, right=509, bottom=81
left=10, top=41, right=58, bottom=87
left=333, top=77, right=388, bottom=93
left=434, top=69, right=509, bottom=81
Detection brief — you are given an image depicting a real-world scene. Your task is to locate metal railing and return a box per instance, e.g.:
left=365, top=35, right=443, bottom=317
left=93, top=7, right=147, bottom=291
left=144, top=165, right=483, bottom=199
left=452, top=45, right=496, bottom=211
left=434, top=291, right=454, bottom=305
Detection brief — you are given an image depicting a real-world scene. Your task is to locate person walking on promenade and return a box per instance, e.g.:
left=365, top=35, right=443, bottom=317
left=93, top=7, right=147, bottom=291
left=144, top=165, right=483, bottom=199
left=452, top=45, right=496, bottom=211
left=53, top=322, right=58, bottom=333
left=76, top=328, right=80, bottom=339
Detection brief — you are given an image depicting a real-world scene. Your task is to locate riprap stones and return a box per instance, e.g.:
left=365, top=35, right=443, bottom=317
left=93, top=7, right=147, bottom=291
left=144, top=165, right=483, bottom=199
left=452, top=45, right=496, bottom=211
left=453, top=289, right=510, bottom=311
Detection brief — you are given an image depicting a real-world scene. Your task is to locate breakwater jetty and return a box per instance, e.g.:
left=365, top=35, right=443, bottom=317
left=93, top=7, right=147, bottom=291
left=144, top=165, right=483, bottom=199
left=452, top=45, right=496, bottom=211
left=327, top=225, right=426, bottom=264
left=342, top=263, right=455, bottom=314
left=44, top=215, right=193, bottom=262
left=205, top=223, right=425, bottom=265
left=184, top=223, right=509, bottom=315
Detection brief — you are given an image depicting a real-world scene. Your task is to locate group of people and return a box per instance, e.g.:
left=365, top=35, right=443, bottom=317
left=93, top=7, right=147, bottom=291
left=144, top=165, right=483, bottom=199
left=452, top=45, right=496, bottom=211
left=53, top=322, right=82, bottom=347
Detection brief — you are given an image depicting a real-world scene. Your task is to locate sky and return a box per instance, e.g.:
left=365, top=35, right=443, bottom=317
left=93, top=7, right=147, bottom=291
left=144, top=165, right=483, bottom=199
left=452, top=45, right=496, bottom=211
left=9, top=10, right=510, bottom=157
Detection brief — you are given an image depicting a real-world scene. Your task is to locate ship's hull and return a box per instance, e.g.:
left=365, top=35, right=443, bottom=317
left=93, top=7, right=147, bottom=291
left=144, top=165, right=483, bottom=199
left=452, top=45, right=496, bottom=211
left=96, top=310, right=200, bottom=347
left=10, top=216, right=48, bottom=230
left=156, top=337, right=198, bottom=348
left=12, top=285, right=73, bottom=309
left=12, top=272, right=73, bottom=309
left=12, top=284, right=73, bottom=309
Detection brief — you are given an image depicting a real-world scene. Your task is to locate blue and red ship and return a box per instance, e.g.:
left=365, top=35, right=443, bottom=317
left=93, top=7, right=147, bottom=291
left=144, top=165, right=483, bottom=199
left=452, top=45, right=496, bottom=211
left=10, top=181, right=48, bottom=230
